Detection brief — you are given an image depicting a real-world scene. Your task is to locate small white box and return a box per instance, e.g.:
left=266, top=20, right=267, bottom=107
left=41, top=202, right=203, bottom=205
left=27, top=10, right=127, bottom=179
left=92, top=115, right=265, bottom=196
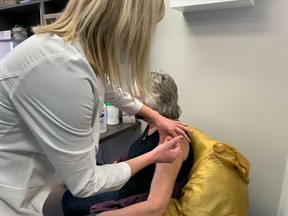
left=0, top=41, right=21, bottom=60
left=122, top=112, right=136, bottom=124
left=0, top=30, right=12, bottom=40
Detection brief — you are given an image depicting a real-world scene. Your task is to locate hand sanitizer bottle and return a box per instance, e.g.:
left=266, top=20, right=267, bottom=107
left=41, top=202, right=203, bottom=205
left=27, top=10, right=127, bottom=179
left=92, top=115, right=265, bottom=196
left=99, top=103, right=107, bottom=133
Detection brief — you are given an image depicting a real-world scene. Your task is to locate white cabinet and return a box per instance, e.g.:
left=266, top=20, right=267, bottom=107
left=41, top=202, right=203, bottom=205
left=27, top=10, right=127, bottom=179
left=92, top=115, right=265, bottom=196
left=170, top=0, right=255, bottom=13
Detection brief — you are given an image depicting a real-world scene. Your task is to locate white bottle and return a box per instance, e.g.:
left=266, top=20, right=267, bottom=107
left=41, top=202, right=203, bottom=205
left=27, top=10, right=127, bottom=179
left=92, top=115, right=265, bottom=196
left=106, top=102, right=120, bottom=125
left=122, top=111, right=136, bottom=124
left=99, top=103, right=107, bottom=133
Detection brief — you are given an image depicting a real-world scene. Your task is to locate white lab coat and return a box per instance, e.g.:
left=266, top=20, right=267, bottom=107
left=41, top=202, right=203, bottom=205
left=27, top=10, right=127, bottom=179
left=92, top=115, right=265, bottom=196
left=0, top=34, right=142, bottom=215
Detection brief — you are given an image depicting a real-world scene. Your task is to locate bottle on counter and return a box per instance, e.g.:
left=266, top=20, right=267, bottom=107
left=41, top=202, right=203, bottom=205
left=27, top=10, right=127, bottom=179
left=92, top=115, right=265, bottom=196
left=122, top=111, right=136, bottom=124
left=106, top=102, right=120, bottom=125
left=99, top=103, right=107, bottom=133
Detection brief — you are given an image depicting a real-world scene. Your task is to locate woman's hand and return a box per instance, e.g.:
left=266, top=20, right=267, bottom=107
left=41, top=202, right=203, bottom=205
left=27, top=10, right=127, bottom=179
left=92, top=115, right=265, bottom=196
left=151, top=114, right=191, bottom=144
left=152, top=136, right=182, bottom=163
left=125, top=136, right=182, bottom=176
left=137, top=104, right=192, bottom=143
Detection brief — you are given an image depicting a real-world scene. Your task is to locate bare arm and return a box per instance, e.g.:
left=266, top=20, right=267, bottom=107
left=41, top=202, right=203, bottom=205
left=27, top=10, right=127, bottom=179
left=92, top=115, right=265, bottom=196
left=98, top=137, right=190, bottom=216
left=124, top=135, right=182, bottom=176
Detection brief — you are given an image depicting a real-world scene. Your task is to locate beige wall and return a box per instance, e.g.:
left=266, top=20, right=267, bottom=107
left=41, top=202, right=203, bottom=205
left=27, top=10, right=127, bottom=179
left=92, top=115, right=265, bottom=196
left=151, top=1, right=288, bottom=215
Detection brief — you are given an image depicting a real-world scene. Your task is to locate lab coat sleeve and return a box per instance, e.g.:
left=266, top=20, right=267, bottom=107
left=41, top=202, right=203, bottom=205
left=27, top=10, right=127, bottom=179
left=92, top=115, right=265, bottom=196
left=9, top=53, right=131, bottom=197
left=104, top=83, right=143, bottom=116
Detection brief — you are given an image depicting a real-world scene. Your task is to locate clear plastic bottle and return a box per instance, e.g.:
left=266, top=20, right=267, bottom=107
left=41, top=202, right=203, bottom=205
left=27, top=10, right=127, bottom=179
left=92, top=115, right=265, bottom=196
left=106, top=102, right=120, bottom=125
left=99, top=103, right=107, bottom=133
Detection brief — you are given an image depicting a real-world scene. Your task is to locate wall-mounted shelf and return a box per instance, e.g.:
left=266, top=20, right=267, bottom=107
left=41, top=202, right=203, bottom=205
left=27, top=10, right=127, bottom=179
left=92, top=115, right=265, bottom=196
left=170, top=0, right=255, bottom=13
left=0, top=0, right=67, bottom=31
left=0, top=0, right=67, bottom=59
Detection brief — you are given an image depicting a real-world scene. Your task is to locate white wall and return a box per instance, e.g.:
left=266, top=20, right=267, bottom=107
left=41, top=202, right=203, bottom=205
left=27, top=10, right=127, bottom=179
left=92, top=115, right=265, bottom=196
left=151, top=1, right=288, bottom=215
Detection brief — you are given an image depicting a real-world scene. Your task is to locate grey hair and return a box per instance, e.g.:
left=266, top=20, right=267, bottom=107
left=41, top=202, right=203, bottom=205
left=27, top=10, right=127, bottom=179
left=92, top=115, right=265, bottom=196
left=143, top=70, right=181, bottom=120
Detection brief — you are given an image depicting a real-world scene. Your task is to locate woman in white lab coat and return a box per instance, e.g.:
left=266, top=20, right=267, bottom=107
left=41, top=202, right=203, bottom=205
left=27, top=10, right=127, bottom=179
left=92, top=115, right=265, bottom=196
left=0, top=0, right=190, bottom=215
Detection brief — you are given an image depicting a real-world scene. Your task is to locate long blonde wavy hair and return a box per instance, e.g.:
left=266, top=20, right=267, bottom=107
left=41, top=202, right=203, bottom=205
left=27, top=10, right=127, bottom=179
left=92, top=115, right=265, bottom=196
left=33, top=0, right=165, bottom=97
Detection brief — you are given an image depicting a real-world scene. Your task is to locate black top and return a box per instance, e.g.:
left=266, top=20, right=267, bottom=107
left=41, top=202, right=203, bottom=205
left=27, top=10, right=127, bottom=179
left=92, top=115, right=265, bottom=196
left=118, top=126, right=194, bottom=199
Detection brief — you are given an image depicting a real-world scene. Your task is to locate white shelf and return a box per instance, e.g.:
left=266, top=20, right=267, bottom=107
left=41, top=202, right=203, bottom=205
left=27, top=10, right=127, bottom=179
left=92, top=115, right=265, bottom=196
left=170, top=0, right=255, bottom=13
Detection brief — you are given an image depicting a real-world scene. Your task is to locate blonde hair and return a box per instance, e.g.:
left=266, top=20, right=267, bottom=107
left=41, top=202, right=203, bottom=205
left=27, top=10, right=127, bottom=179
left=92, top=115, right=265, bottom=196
left=33, top=0, right=165, bottom=97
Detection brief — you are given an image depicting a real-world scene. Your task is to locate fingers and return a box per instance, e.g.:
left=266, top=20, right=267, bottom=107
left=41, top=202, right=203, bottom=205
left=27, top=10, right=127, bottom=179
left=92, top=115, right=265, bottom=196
left=175, top=127, right=190, bottom=142
left=168, top=130, right=178, bottom=140
left=172, top=121, right=192, bottom=142
left=167, top=136, right=182, bottom=149
left=170, top=141, right=181, bottom=152
left=175, top=122, right=193, bottom=134
left=155, top=136, right=182, bottom=163
left=159, top=127, right=190, bottom=144
left=158, top=119, right=192, bottom=144
left=159, top=136, right=164, bottom=144
left=175, top=121, right=188, bottom=127
left=166, top=126, right=191, bottom=142
left=167, top=140, right=181, bottom=163
left=169, top=135, right=182, bottom=143
left=165, top=136, right=173, bottom=142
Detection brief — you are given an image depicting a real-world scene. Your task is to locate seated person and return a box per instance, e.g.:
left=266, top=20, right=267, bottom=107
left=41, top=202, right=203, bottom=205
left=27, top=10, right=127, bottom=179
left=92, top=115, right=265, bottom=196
left=62, top=70, right=194, bottom=216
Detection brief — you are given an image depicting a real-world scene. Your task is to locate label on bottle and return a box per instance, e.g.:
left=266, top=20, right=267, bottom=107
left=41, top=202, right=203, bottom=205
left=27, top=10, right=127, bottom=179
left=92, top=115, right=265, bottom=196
left=99, top=104, right=107, bottom=133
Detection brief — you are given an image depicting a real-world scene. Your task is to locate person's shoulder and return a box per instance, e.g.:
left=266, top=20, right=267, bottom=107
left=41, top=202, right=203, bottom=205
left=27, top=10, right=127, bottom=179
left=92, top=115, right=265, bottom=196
left=181, top=137, right=190, bottom=161
left=10, top=34, right=67, bottom=60
left=34, top=34, right=79, bottom=57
